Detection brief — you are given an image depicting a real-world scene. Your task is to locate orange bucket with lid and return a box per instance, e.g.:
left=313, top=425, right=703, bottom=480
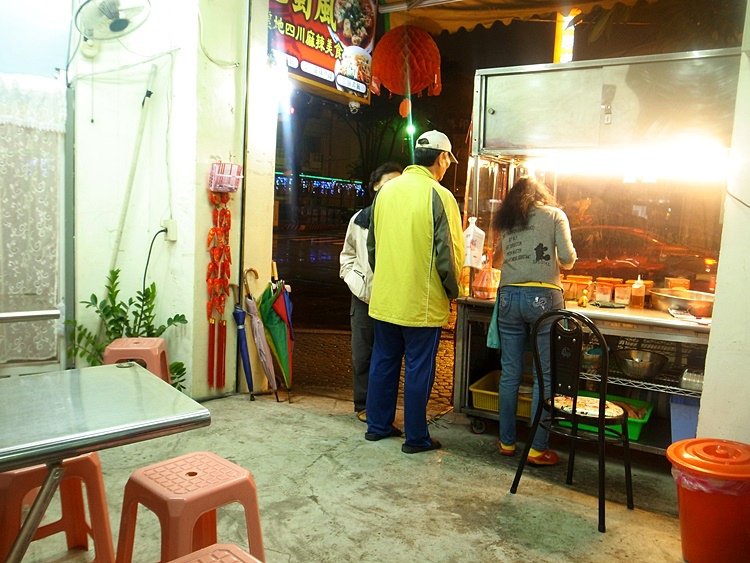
left=666, top=438, right=750, bottom=562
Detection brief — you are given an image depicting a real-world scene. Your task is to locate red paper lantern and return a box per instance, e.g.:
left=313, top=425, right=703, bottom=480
left=398, top=98, right=411, bottom=118
left=371, top=25, right=442, bottom=98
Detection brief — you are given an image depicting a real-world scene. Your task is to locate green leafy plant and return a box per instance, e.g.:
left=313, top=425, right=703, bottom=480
left=66, top=269, right=189, bottom=391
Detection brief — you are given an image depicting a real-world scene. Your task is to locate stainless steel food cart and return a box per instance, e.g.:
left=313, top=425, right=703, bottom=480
left=455, top=48, right=739, bottom=454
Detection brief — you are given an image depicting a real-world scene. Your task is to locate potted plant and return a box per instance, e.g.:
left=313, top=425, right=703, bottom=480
left=66, top=269, right=189, bottom=391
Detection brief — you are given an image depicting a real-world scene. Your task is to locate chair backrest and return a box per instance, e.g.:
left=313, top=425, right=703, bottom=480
left=531, top=309, right=610, bottom=403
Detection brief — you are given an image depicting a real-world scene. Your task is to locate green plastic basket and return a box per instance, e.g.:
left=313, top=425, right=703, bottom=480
left=558, top=391, right=654, bottom=441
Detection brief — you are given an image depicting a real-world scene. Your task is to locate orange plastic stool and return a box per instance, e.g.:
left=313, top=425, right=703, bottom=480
left=103, top=337, right=171, bottom=383
left=116, top=451, right=265, bottom=563
left=0, top=452, right=115, bottom=562
left=167, top=543, right=262, bottom=562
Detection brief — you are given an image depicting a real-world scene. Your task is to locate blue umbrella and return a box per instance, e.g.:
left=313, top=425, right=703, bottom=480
left=232, top=302, right=254, bottom=399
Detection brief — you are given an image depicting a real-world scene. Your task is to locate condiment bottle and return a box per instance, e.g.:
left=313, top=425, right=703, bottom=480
left=630, top=275, right=645, bottom=309
left=463, top=216, right=485, bottom=270
left=578, top=288, right=589, bottom=308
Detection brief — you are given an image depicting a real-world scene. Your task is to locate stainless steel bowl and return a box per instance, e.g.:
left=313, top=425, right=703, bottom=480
left=614, top=349, right=668, bottom=380
left=649, top=288, right=715, bottom=318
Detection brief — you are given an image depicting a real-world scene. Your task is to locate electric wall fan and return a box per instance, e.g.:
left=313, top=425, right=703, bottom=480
left=75, top=0, right=151, bottom=41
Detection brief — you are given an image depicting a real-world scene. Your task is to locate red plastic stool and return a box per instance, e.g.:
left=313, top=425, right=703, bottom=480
left=104, top=337, right=171, bottom=383
left=0, top=452, right=115, bottom=562
left=167, top=543, right=262, bottom=562
left=116, top=451, right=265, bottom=563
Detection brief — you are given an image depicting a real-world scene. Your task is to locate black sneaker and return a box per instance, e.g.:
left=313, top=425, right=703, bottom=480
left=365, top=426, right=403, bottom=441
left=401, top=439, right=442, bottom=454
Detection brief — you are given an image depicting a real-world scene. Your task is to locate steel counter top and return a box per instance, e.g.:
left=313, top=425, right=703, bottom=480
left=457, top=297, right=710, bottom=343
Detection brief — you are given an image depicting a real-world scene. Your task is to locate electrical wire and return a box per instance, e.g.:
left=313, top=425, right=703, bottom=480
left=143, top=228, right=167, bottom=294
left=726, top=188, right=750, bottom=210
left=64, top=0, right=82, bottom=87
left=67, top=49, right=179, bottom=84
left=198, top=10, right=240, bottom=68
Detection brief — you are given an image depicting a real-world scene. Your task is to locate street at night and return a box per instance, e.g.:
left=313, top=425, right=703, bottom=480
left=272, top=227, right=351, bottom=331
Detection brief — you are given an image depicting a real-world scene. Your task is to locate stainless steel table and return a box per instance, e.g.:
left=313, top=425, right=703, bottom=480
left=0, top=363, right=211, bottom=562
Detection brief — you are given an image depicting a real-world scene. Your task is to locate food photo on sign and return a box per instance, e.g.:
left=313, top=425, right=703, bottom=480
left=268, top=0, right=376, bottom=102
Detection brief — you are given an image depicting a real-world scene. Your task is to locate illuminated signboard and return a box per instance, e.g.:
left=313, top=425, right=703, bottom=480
left=268, top=0, right=377, bottom=104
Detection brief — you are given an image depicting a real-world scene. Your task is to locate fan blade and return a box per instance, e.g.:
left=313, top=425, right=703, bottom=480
left=75, top=0, right=150, bottom=41
left=98, top=0, right=120, bottom=21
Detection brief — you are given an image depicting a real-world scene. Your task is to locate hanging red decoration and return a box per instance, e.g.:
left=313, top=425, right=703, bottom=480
left=398, top=98, right=411, bottom=118
left=371, top=25, right=442, bottom=98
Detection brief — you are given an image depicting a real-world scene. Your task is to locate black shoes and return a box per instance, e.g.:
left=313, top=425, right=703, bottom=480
left=401, top=439, right=442, bottom=454
left=365, top=426, right=403, bottom=441
left=364, top=427, right=442, bottom=453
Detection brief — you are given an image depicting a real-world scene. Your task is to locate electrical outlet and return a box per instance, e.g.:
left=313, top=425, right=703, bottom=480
left=161, top=219, right=177, bottom=242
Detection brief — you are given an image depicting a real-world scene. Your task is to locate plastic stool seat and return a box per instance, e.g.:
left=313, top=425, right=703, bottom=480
left=0, top=452, right=115, bottom=562
left=104, top=337, right=171, bottom=383
left=116, top=451, right=265, bottom=563
left=167, top=543, right=262, bottom=562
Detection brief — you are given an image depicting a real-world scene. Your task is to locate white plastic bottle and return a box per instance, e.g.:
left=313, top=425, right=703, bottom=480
left=463, top=217, right=485, bottom=270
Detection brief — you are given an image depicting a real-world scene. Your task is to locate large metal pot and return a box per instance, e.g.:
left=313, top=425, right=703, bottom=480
left=649, top=288, right=715, bottom=318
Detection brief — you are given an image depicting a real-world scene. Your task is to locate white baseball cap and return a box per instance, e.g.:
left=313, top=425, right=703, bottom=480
left=415, top=130, right=458, bottom=164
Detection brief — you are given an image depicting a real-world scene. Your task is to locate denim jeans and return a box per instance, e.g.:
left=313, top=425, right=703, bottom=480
left=496, top=285, right=564, bottom=451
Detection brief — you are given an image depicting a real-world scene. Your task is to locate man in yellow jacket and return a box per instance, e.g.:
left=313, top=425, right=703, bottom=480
left=365, top=130, right=465, bottom=453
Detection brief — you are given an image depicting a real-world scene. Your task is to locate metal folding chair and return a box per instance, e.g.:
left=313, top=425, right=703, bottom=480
left=510, top=309, right=634, bottom=532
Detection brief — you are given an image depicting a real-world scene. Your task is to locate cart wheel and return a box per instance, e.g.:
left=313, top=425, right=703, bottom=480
left=470, top=417, right=487, bottom=434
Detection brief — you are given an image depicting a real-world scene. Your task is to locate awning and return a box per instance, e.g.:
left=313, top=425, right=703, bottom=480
left=380, top=0, right=644, bottom=33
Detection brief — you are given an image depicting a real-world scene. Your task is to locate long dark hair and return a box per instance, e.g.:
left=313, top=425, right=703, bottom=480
left=494, top=177, right=557, bottom=232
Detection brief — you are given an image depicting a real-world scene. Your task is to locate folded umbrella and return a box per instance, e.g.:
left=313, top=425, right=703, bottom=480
left=258, top=281, right=293, bottom=391
left=245, top=295, right=279, bottom=401
left=232, top=302, right=254, bottom=399
left=271, top=281, right=294, bottom=387
left=243, top=268, right=279, bottom=401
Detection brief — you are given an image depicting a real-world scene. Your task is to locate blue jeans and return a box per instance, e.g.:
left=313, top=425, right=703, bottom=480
left=496, top=285, right=564, bottom=451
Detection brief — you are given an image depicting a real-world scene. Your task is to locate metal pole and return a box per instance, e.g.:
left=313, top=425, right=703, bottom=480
left=6, top=462, right=66, bottom=563
left=108, top=63, right=158, bottom=274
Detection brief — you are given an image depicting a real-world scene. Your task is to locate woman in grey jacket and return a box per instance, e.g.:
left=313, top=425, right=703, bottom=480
left=493, top=176, right=577, bottom=465
left=339, top=162, right=402, bottom=422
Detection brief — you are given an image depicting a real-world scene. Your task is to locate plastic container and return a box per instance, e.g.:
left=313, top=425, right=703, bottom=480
left=670, top=396, right=700, bottom=442
left=463, top=217, right=485, bottom=270
left=558, top=391, right=654, bottom=440
left=593, top=282, right=613, bottom=303
left=208, top=162, right=243, bottom=192
left=613, top=283, right=632, bottom=305
left=666, top=439, right=750, bottom=563
left=665, top=277, right=691, bottom=289
left=626, top=278, right=654, bottom=306
left=595, top=276, right=623, bottom=286
left=564, top=276, right=592, bottom=301
left=630, top=275, right=645, bottom=309
left=469, top=371, right=532, bottom=419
